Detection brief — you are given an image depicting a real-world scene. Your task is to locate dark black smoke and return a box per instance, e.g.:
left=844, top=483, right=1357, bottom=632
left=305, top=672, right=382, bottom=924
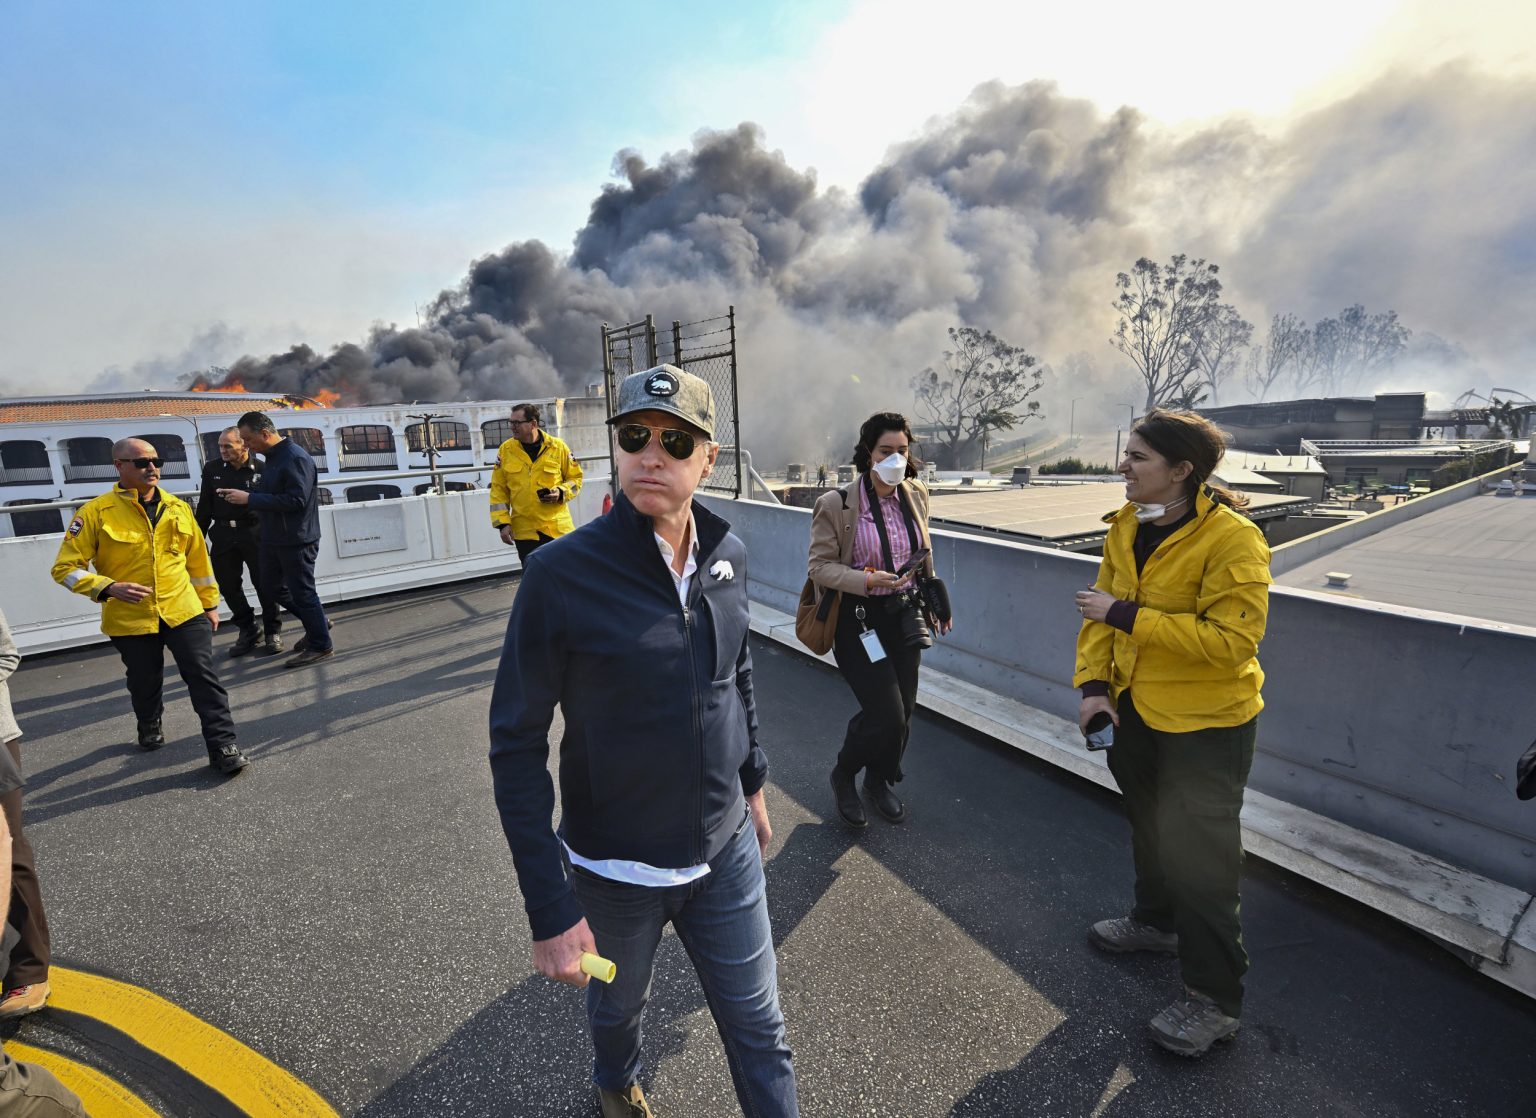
left=187, top=68, right=1536, bottom=461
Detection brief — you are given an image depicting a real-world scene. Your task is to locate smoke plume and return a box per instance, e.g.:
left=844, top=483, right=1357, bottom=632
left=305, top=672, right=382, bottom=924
left=189, top=66, right=1536, bottom=463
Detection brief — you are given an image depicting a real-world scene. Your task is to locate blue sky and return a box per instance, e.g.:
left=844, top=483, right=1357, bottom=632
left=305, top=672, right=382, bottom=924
left=0, top=1, right=1525, bottom=394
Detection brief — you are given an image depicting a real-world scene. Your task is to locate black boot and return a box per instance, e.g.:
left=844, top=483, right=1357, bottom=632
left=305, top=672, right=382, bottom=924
left=137, top=719, right=165, bottom=751
left=229, top=627, right=260, bottom=658
left=258, top=631, right=283, bottom=656
left=208, top=744, right=250, bottom=775
left=864, top=776, right=906, bottom=823
left=830, top=767, right=867, bottom=828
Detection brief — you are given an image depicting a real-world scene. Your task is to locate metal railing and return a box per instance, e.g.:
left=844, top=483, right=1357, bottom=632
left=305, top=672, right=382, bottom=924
left=0, top=467, right=54, bottom=486
left=336, top=452, right=401, bottom=472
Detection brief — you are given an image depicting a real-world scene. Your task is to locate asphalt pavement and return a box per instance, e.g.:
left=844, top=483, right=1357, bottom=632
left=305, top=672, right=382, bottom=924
left=6, top=576, right=1534, bottom=1117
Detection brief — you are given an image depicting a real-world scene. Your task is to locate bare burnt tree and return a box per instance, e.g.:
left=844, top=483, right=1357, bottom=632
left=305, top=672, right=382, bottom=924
left=1194, top=303, right=1253, bottom=405
left=1314, top=305, right=1411, bottom=395
left=1245, top=313, right=1307, bottom=402
left=1112, top=255, right=1224, bottom=411
left=912, top=326, right=1043, bottom=469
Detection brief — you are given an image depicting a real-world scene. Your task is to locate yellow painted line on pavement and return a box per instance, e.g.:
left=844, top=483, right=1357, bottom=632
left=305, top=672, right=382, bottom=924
left=48, top=965, right=340, bottom=1118
left=4, top=1040, right=159, bottom=1118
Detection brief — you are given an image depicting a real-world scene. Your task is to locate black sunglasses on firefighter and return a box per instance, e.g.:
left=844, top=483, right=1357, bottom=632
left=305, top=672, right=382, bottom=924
left=115, top=457, right=164, bottom=469
left=614, top=423, right=698, bottom=460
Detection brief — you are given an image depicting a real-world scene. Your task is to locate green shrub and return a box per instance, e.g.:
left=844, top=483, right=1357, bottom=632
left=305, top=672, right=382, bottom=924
left=1041, top=457, right=1116, bottom=475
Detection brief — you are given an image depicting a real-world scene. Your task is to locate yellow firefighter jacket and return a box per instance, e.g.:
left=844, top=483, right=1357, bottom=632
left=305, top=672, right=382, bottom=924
left=1073, top=487, right=1272, bottom=733
left=52, top=486, right=220, bottom=637
left=488, top=434, right=583, bottom=540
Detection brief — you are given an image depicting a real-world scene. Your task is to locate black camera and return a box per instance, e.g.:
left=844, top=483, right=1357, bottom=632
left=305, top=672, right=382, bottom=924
left=892, top=588, right=933, bottom=649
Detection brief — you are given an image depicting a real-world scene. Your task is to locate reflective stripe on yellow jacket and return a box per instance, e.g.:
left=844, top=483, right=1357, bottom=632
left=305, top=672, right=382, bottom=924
left=51, top=487, right=220, bottom=636
left=1073, top=487, right=1271, bottom=733
left=488, top=435, right=582, bottom=539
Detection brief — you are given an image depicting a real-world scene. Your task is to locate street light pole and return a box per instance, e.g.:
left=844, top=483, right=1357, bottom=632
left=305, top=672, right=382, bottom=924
left=1069, top=396, right=1083, bottom=445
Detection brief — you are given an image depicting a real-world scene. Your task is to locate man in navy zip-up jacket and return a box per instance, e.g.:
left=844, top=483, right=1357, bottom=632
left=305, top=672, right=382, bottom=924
left=221, top=412, right=333, bottom=668
left=489, top=366, right=798, bottom=1118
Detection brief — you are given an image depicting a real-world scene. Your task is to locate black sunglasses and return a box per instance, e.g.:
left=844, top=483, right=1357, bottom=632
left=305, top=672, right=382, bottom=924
left=115, top=457, right=163, bottom=469
left=615, top=423, right=696, bottom=460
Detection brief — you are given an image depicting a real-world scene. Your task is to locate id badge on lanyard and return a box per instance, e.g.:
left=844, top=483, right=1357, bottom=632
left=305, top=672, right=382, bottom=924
left=854, top=603, right=887, bottom=662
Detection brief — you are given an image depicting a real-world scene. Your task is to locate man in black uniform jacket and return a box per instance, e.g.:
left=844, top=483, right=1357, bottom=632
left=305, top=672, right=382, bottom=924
left=197, top=428, right=281, bottom=657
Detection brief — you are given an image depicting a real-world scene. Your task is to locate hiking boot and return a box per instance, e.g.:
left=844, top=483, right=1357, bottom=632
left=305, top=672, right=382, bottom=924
left=229, top=628, right=261, bottom=658
left=137, top=719, right=165, bottom=750
left=294, top=619, right=334, bottom=653
left=830, top=768, right=866, bottom=828
left=209, top=744, right=250, bottom=775
left=1150, top=990, right=1240, bottom=1056
left=285, top=647, right=334, bottom=669
left=1089, top=916, right=1178, bottom=955
left=598, top=1084, right=655, bottom=1118
left=0, top=982, right=50, bottom=1018
left=258, top=632, right=283, bottom=656
left=864, top=776, right=906, bottom=823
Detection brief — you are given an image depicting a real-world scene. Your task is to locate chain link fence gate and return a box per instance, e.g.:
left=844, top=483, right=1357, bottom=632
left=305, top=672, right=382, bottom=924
left=600, top=306, right=741, bottom=498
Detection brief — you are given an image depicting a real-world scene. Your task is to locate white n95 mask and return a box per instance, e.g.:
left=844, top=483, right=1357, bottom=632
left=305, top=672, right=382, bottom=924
left=872, top=453, right=907, bottom=486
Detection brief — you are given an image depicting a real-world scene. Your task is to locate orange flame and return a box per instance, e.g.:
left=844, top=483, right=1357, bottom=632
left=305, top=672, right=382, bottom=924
left=315, top=388, right=341, bottom=406
left=191, top=378, right=249, bottom=394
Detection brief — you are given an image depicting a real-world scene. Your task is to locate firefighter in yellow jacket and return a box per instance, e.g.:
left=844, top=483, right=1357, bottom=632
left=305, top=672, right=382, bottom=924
left=489, top=402, right=583, bottom=563
left=51, top=438, right=249, bottom=775
left=1072, top=409, right=1270, bottom=1058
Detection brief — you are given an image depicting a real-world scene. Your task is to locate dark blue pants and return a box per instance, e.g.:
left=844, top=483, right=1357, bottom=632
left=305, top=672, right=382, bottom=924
left=569, top=821, right=798, bottom=1116
left=109, top=616, right=237, bottom=751
left=259, top=543, right=331, bottom=652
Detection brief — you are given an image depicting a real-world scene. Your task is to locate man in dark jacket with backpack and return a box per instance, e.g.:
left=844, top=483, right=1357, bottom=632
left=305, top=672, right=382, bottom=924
left=489, top=366, right=798, bottom=1118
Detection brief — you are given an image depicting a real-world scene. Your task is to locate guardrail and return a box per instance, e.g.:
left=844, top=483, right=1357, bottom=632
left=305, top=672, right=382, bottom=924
left=698, top=493, right=1536, bottom=894
left=0, top=462, right=612, bottom=655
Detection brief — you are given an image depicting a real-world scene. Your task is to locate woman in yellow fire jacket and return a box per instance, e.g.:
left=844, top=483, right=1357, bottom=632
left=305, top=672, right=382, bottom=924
left=1072, top=409, right=1271, bottom=1058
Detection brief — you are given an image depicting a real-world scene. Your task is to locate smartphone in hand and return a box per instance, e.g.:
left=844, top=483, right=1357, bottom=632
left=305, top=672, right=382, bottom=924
left=894, top=547, right=931, bottom=578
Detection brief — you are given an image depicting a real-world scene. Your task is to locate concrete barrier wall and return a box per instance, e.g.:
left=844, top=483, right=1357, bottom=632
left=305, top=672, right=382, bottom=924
left=701, top=495, right=1536, bottom=890
left=1, top=481, right=610, bottom=655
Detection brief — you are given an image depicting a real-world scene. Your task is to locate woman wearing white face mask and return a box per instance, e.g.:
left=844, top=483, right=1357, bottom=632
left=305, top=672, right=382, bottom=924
left=1072, top=409, right=1272, bottom=1058
left=807, top=412, right=950, bottom=829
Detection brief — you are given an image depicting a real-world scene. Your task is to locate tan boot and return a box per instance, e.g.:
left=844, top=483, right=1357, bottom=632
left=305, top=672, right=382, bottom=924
left=598, top=1083, right=655, bottom=1118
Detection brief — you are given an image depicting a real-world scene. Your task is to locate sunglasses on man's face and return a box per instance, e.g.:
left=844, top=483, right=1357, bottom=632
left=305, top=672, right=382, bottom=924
left=615, top=423, right=696, bottom=460
left=116, top=457, right=163, bottom=469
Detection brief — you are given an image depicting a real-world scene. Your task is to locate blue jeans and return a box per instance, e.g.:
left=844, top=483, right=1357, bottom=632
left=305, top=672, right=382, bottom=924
left=569, top=819, right=798, bottom=1117
left=259, top=542, right=331, bottom=652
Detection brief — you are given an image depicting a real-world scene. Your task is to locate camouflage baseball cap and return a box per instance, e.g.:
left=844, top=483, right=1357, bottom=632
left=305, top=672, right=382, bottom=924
left=606, top=364, right=716, bottom=440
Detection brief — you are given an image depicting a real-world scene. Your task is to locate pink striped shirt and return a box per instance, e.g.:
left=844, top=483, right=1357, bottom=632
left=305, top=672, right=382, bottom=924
left=851, top=486, right=913, bottom=596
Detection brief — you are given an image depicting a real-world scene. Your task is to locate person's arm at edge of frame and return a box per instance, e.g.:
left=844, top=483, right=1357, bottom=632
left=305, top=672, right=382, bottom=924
left=487, top=554, right=595, bottom=987
left=733, top=610, right=773, bottom=858
left=0, top=609, right=19, bottom=685
left=1073, top=524, right=1121, bottom=733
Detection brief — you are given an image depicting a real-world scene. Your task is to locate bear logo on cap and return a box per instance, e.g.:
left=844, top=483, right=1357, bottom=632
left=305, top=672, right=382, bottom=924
left=644, top=370, right=679, bottom=397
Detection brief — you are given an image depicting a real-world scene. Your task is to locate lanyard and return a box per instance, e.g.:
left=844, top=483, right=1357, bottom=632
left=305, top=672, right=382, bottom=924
left=863, top=473, right=919, bottom=574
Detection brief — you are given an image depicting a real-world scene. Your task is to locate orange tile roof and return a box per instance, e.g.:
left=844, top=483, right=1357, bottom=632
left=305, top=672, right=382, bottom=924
left=0, top=394, right=320, bottom=425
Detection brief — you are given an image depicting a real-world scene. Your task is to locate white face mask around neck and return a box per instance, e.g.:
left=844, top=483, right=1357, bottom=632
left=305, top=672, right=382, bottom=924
left=872, top=453, right=907, bottom=486
left=1132, top=494, right=1189, bottom=523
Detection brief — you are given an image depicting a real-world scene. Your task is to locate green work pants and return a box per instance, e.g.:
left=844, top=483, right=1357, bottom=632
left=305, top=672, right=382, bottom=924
left=1107, top=691, right=1257, bottom=1018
